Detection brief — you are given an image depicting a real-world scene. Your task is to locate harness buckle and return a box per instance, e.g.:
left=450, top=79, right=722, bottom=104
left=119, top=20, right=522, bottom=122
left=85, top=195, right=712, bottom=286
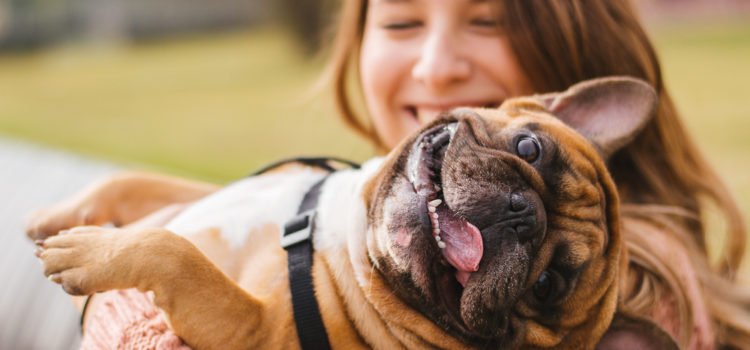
left=281, top=210, right=317, bottom=249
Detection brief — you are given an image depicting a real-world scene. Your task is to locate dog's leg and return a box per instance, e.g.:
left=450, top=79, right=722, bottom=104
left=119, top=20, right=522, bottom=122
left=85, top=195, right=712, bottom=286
left=26, top=171, right=218, bottom=241
left=72, top=203, right=191, bottom=316
left=37, top=226, right=264, bottom=349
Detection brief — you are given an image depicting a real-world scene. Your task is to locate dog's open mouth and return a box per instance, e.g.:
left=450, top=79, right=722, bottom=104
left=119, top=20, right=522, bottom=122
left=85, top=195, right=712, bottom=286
left=406, top=122, right=485, bottom=324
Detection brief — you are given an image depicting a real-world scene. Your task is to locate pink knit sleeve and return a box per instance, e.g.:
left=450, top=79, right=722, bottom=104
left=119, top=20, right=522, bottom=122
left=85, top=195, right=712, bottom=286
left=81, top=289, right=192, bottom=350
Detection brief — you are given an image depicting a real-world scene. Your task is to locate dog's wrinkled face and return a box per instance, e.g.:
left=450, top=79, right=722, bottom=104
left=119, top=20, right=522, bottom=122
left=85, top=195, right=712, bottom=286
left=363, top=77, right=658, bottom=348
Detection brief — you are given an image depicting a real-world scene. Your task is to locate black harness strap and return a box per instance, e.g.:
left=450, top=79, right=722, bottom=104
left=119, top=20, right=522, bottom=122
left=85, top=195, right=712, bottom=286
left=282, top=177, right=331, bottom=350
left=249, top=156, right=361, bottom=177
left=277, top=157, right=359, bottom=350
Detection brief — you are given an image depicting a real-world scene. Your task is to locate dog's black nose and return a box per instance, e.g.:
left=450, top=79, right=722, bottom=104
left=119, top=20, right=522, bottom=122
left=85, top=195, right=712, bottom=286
left=508, top=190, right=546, bottom=244
left=509, top=192, right=528, bottom=212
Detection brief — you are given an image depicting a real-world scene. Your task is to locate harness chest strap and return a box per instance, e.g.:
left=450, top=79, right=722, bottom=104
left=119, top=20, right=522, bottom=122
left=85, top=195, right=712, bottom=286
left=282, top=176, right=332, bottom=350
left=279, top=157, right=361, bottom=350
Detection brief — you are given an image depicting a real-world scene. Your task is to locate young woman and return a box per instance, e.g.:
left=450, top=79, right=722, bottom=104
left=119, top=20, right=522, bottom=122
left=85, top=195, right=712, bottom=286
left=29, top=0, right=749, bottom=348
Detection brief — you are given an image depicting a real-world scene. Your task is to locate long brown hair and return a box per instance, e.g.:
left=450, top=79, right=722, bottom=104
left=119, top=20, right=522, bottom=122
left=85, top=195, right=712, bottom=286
left=324, top=0, right=749, bottom=348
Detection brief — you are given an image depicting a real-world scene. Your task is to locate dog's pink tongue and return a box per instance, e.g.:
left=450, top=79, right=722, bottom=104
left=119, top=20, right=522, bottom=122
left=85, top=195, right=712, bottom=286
left=437, top=206, right=483, bottom=284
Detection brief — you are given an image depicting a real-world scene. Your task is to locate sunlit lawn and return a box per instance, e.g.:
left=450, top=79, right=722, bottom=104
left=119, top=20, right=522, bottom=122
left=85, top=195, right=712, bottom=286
left=0, top=21, right=748, bottom=268
left=0, top=28, right=372, bottom=181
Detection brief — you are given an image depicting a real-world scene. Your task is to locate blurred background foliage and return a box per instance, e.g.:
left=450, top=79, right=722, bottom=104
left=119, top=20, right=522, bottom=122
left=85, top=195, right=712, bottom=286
left=0, top=0, right=748, bottom=264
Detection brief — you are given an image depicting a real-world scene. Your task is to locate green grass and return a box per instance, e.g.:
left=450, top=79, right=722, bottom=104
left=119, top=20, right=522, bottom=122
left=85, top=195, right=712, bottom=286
left=0, top=28, right=372, bottom=182
left=1, top=22, right=748, bottom=269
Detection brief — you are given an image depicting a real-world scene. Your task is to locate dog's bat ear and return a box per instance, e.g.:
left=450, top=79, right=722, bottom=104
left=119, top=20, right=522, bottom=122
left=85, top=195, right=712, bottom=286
left=538, top=76, right=658, bottom=158
left=596, top=312, right=679, bottom=350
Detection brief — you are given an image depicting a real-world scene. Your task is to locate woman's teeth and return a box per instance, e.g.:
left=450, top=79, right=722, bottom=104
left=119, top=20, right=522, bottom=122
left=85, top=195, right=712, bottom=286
left=408, top=103, right=501, bottom=125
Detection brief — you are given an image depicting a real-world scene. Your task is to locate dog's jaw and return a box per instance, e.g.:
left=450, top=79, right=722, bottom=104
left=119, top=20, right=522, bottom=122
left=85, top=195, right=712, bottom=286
left=405, top=122, right=485, bottom=287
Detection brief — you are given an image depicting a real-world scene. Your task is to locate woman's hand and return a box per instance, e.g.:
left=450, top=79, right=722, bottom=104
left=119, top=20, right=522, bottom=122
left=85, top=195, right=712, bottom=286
left=25, top=171, right=219, bottom=241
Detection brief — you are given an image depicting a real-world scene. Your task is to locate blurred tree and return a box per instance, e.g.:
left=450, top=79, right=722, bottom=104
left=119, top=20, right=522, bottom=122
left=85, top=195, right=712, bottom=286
left=277, top=0, right=336, bottom=56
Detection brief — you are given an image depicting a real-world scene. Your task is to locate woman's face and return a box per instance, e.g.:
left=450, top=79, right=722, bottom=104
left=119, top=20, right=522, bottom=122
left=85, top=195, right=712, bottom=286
left=360, top=0, right=534, bottom=149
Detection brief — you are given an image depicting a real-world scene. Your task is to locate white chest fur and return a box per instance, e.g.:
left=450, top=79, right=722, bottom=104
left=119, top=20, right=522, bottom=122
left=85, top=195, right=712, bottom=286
left=166, top=168, right=326, bottom=249
left=165, top=158, right=384, bottom=251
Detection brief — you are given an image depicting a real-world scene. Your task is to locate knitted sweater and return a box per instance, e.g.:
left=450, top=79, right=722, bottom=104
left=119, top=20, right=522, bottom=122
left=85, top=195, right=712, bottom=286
left=81, top=289, right=190, bottom=350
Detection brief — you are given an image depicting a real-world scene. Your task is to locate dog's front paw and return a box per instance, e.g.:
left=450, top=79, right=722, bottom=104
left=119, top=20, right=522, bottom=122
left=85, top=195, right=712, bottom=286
left=35, top=226, right=124, bottom=295
left=36, top=226, right=193, bottom=296
left=36, top=226, right=170, bottom=295
left=25, top=175, right=125, bottom=242
left=26, top=198, right=112, bottom=242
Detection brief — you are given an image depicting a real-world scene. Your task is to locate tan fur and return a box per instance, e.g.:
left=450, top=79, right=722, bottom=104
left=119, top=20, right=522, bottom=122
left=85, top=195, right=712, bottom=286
left=30, top=80, right=678, bottom=349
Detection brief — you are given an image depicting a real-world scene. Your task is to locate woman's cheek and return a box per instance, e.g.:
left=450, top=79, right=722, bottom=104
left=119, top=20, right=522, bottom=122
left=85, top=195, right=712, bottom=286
left=360, top=33, right=416, bottom=146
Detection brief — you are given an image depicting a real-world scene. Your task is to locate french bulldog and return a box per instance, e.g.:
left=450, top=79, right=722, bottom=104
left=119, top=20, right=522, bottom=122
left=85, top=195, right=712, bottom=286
left=32, top=77, right=677, bottom=349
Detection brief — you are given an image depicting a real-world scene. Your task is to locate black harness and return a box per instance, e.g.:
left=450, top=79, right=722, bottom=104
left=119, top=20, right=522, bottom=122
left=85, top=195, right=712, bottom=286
left=264, top=157, right=359, bottom=350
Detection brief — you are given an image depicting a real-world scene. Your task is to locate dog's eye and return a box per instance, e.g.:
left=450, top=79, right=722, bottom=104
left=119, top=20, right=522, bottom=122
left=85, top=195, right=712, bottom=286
left=533, top=270, right=562, bottom=303
left=516, top=137, right=540, bottom=163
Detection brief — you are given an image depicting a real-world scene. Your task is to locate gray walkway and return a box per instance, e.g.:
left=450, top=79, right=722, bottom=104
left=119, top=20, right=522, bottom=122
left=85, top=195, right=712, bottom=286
left=0, top=137, right=119, bottom=350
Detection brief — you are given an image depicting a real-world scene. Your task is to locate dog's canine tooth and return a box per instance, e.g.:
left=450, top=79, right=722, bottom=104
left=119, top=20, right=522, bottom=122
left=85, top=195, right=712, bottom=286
left=429, top=199, right=442, bottom=207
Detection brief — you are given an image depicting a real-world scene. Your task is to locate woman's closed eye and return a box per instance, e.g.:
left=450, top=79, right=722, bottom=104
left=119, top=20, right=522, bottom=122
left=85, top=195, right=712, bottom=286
left=382, top=21, right=422, bottom=31
left=470, top=18, right=499, bottom=27
left=468, top=18, right=503, bottom=34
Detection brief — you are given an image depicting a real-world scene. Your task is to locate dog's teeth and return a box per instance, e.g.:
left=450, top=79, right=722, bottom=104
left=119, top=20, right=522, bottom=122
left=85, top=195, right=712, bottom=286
left=437, top=241, right=446, bottom=249
left=428, top=206, right=436, bottom=213
left=435, top=235, right=441, bottom=241
left=429, top=199, right=442, bottom=207
left=433, top=213, right=439, bottom=219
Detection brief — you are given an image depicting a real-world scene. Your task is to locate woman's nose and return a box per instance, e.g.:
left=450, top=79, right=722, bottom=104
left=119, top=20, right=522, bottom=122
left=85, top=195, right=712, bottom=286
left=411, top=32, right=471, bottom=94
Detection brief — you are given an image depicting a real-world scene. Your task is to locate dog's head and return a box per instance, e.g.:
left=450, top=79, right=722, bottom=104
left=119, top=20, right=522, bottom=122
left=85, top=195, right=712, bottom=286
left=364, top=77, right=676, bottom=348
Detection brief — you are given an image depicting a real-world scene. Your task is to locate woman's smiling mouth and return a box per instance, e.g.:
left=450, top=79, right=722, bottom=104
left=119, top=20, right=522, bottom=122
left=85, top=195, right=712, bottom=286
left=404, top=101, right=503, bottom=125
